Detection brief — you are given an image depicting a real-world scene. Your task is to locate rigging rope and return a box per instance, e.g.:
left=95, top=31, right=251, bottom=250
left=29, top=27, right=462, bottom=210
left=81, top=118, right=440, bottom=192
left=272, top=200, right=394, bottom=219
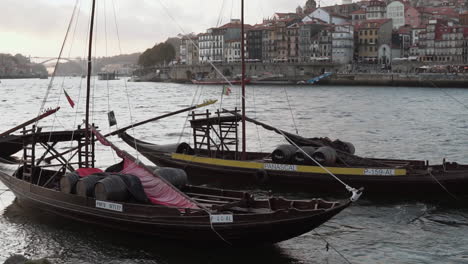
left=111, top=0, right=139, bottom=160
left=216, top=0, right=227, bottom=27
left=252, top=84, right=263, bottom=152
left=283, top=87, right=299, bottom=134
left=50, top=0, right=85, bottom=172
left=37, top=0, right=80, bottom=125
left=156, top=0, right=244, bottom=101
left=178, top=85, right=202, bottom=144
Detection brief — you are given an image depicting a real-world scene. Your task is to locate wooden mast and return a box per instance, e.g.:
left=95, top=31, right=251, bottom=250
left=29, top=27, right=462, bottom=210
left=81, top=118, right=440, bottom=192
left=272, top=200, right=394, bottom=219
left=85, top=0, right=97, bottom=167
left=241, top=0, right=246, bottom=160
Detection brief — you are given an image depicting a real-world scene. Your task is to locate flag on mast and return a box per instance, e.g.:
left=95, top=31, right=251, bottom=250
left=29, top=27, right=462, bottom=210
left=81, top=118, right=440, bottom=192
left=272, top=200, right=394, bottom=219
left=63, top=89, right=75, bottom=108
left=223, top=85, right=232, bottom=96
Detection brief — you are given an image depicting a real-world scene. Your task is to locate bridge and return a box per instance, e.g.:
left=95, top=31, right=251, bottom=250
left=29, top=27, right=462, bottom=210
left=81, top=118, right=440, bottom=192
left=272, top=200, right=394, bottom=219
left=30, top=57, right=83, bottom=65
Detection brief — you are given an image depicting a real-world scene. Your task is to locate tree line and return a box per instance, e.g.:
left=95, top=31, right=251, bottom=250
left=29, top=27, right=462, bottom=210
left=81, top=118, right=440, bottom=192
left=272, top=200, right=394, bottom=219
left=138, top=42, right=176, bottom=67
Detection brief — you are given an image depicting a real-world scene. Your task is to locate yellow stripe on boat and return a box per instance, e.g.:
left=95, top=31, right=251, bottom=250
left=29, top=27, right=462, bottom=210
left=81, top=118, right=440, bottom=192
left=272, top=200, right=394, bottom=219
left=171, top=153, right=407, bottom=176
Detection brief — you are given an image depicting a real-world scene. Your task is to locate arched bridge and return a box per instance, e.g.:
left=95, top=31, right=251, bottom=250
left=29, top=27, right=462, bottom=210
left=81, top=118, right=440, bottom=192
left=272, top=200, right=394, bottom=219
left=31, top=57, right=79, bottom=65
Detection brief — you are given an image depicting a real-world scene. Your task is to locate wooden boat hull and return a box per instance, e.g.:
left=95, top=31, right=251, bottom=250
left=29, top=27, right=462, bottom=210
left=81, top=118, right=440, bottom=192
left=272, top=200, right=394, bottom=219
left=132, top=151, right=468, bottom=197
left=0, top=171, right=349, bottom=245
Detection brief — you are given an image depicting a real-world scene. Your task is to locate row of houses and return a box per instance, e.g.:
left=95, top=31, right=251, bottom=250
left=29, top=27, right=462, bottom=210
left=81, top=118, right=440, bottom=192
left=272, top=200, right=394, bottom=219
left=177, top=0, right=468, bottom=66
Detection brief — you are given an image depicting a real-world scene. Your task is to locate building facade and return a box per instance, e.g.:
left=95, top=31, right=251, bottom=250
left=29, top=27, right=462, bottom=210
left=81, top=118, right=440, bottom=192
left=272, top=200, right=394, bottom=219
left=386, top=1, right=406, bottom=29
left=357, top=19, right=392, bottom=62
left=332, top=24, right=354, bottom=64
left=366, top=0, right=387, bottom=20
left=298, top=22, right=328, bottom=62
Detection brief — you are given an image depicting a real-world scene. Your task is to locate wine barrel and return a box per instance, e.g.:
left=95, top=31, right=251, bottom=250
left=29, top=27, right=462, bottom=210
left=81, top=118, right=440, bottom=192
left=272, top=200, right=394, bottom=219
left=342, top=141, right=355, bottom=155
left=312, top=146, right=337, bottom=166
left=94, top=175, right=129, bottom=202
left=60, top=173, right=80, bottom=194
left=272, top=145, right=298, bottom=164
left=293, top=146, right=317, bottom=165
left=333, top=139, right=356, bottom=155
left=76, top=174, right=105, bottom=197
left=155, top=167, right=188, bottom=188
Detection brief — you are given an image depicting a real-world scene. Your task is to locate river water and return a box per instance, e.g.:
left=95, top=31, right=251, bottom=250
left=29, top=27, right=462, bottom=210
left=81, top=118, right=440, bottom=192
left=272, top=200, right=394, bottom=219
left=0, top=78, right=467, bottom=263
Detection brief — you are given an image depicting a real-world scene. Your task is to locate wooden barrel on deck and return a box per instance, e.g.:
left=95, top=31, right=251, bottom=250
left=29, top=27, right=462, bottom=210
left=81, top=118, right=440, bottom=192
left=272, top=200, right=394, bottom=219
left=333, top=139, right=356, bottom=154
left=293, top=146, right=317, bottom=165
left=312, top=146, right=337, bottom=166
left=76, top=174, right=105, bottom=197
left=94, top=175, right=129, bottom=201
left=272, top=145, right=298, bottom=164
left=60, top=173, right=80, bottom=194
left=154, top=167, right=188, bottom=188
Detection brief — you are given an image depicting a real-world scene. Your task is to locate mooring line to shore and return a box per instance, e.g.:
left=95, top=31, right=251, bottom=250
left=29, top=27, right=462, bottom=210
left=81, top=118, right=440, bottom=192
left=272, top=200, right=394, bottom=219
left=312, top=230, right=353, bottom=264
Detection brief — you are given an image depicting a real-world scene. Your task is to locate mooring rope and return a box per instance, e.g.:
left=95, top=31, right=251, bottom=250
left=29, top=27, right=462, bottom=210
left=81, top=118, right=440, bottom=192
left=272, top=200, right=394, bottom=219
left=312, top=230, right=354, bottom=264
left=423, top=79, right=465, bottom=199
left=428, top=170, right=458, bottom=200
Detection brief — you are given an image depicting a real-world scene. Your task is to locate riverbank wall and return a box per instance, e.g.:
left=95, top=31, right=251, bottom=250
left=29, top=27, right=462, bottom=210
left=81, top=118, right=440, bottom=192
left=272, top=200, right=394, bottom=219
left=136, top=63, right=468, bottom=88
left=322, top=73, right=467, bottom=88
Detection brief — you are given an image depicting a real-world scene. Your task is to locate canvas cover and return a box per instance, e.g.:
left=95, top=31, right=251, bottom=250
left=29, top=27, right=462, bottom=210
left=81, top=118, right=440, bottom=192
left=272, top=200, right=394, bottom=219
left=91, top=128, right=199, bottom=209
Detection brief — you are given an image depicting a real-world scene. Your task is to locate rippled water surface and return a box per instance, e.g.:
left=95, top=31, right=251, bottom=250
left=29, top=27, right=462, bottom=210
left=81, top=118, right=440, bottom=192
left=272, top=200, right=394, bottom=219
left=0, top=78, right=468, bottom=263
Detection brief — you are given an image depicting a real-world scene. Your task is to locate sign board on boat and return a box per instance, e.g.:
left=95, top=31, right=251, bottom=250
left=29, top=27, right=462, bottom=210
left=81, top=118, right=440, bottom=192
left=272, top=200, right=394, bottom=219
left=96, top=200, right=123, bottom=212
left=364, top=168, right=396, bottom=176
left=210, top=214, right=234, bottom=223
left=264, top=163, right=297, bottom=172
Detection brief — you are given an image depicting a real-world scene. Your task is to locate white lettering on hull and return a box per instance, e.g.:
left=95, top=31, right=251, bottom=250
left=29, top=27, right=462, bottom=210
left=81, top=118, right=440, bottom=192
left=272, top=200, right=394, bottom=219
left=364, top=169, right=396, bottom=176
left=96, top=200, right=123, bottom=212
left=264, top=163, right=297, bottom=172
left=210, top=214, right=234, bottom=223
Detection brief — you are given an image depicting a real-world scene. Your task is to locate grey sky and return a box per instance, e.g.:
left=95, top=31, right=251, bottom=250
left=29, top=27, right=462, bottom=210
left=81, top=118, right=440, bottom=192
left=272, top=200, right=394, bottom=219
left=0, top=0, right=340, bottom=58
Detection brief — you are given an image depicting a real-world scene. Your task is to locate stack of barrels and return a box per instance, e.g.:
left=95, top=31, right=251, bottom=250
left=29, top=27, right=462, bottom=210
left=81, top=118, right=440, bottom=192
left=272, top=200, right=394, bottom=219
left=59, top=167, right=188, bottom=203
left=271, top=140, right=355, bottom=166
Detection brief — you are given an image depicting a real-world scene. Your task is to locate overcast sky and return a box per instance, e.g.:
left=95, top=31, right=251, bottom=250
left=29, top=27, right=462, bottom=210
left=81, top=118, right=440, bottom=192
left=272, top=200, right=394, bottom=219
left=0, top=0, right=341, bottom=58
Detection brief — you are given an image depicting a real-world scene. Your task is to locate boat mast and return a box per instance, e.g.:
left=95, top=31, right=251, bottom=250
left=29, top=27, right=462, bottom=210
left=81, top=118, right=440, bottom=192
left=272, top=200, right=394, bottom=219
left=85, top=0, right=97, bottom=166
left=241, top=0, right=246, bottom=160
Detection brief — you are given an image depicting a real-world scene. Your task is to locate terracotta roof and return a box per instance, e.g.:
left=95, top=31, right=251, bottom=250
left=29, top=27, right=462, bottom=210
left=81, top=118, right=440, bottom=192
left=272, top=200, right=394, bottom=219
left=418, top=7, right=458, bottom=17
left=218, top=22, right=241, bottom=29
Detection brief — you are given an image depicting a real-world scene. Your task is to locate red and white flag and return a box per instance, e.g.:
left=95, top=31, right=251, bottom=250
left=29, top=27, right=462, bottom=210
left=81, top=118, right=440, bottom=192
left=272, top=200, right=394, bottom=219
left=63, top=89, right=75, bottom=108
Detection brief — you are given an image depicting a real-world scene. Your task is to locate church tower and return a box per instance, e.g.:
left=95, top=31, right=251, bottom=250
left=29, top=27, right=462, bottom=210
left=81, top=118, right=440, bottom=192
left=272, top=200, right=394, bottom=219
left=305, top=0, right=317, bottom=10
left=296, top=5, right=303, bottom=14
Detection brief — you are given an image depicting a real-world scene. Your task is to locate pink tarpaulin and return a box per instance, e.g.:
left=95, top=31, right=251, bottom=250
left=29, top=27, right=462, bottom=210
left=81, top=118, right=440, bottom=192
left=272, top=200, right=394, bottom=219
left=120, top=159, right=198, bottom=208
left=90, top=128, right=199, bottom=209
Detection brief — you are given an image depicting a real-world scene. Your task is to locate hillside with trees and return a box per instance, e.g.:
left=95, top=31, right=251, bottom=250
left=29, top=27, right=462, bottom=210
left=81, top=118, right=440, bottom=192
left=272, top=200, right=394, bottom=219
left=0, top=53, right=47, bottom=78
left=138, top=42, right=176, bottom=67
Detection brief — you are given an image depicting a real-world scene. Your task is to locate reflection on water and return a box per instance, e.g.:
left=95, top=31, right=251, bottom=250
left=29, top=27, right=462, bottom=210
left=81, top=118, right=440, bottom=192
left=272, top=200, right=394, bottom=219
left=0, top=79, right=468, bottom=263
